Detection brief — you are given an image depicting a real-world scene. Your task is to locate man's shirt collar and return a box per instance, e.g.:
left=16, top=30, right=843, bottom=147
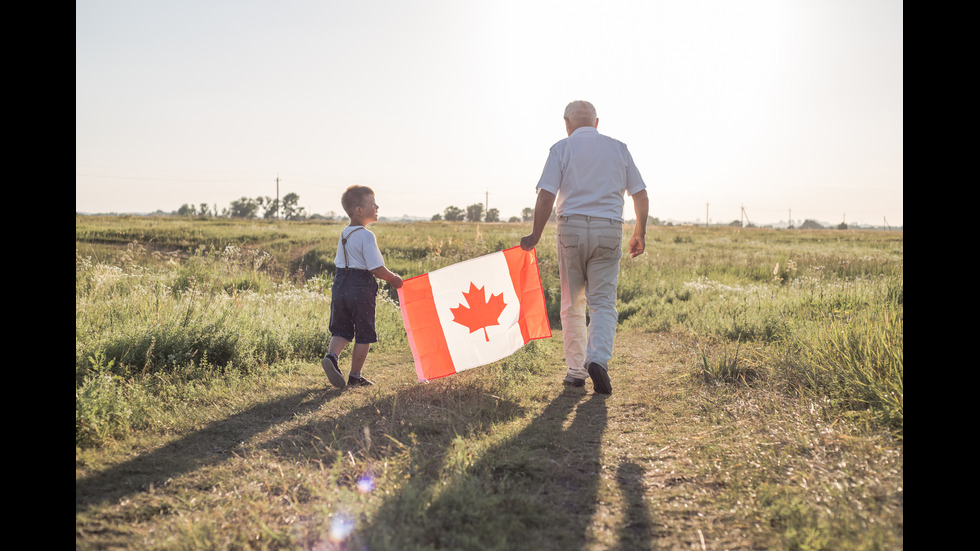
left=569, top=126, right=598, bottom=137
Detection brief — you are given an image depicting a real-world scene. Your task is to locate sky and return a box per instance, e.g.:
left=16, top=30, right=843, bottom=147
left=76, top=0, right=903, bottom=227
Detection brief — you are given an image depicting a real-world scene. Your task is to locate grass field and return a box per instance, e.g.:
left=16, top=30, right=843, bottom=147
left=76, top=215, right=903, bottom=550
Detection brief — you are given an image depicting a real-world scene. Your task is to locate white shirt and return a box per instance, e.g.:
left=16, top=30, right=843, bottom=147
left=536, top=126, right=646, bottom=221
left=334, top=226, right=385, bottom=270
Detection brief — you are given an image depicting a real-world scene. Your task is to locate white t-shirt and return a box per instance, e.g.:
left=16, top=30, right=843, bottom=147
left=334, top=226, right=385, bottom=270
left=536, top=126, right=646, bottom=222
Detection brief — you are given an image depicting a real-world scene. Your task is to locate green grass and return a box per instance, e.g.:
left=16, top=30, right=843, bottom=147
left=77, top=216, right=902, bottom=549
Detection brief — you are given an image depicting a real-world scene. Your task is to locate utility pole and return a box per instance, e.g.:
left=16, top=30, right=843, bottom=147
left=705, top=202, right=709, bottom=227
left=276, top=174, right=280, bottom=219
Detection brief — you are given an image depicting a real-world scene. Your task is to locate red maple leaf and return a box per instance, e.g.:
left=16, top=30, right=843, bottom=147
left=450, top=282, right=507, bottom=342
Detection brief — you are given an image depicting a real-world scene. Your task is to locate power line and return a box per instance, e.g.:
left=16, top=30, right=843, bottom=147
left=75, top=173, right=270, bottom=183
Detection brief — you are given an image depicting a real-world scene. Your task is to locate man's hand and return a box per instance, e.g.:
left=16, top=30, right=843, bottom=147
left=629, top=189, right=649, bottom=258
left=628, top=233, right=645, bottom=258
left=520, top=189, right=556, bottom=252
left=520, top=233, right=539, bottom=251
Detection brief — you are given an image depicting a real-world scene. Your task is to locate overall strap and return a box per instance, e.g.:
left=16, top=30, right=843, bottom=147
left=340, top=226, right=365, bottom=268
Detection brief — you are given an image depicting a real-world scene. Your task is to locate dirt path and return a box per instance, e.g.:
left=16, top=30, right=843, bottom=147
left=570, top=331, right=738, bottom=550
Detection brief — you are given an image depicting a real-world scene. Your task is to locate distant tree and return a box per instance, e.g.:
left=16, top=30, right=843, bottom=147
left=177, top=203, right=195, bottom=216
left=837, top=222, right=848, bottom=230
left=228, top=197, right=260, bottom=218
left=199, top=203, right=210, bottom=217
left=466, top=203, right=484, bottom=222
left=262, top=197, right=280, bottom=219
left=281, top=193, right=306, bottom=220
left=800, top=219, right=823, bottom=229
left=444, top=205, right=464, bottom=221
left=431, top=213, right=442, bottom=221
left=485, top=208, right=500, bottom=223
left=521, top=207, right=534, bottom=222
left=508, top=216, right=520, bottom=223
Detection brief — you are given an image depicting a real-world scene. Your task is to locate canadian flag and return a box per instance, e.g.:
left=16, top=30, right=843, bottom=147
left=397, top=246, right=552, bottom=381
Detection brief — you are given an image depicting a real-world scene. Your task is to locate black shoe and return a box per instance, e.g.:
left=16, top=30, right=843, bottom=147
left=347, top=374, right=375, bottom=387
left=321, top=353, right=346, bottom=389
left=588, top=363, right=612, bottom=395
left=562, top=377, right=585, bottom=388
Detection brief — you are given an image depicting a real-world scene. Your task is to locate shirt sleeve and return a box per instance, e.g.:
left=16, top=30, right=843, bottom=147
left=361, top=231, right=386, bottom=271
left=624, top=145, right=646, bottom=196
left=535, top=146, right=563, bottom=195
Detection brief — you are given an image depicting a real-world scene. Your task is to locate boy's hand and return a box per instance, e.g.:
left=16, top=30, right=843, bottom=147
left=371, top=266, right=404, bottom=289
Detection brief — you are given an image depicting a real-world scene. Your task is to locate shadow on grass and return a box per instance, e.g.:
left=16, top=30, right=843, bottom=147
left=354, top=388, right=610, bottom=551
left=75, top=387, right=333, bottom=512
left=77, top=377, right=653, bottom=550
left=614, top=461, right=661, bottom=550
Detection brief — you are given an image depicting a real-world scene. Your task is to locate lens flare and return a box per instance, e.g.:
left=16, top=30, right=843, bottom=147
left=329, top=513, right=356, bottom=542
left=356, top=472, right=376, bottom=493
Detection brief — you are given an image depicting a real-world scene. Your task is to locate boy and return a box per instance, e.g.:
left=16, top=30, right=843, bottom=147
left=322, top=185, right=403, bottom=389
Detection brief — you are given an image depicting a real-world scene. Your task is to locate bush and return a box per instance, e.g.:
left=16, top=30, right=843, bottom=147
left=76, top=369, right=154, bottom=447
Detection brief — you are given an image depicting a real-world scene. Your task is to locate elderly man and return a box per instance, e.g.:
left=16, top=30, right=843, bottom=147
left=521, top=100, right=649, bottom=395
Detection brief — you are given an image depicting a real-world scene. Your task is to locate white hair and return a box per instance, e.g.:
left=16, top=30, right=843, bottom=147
left=563, top=100, right=597, bottom=126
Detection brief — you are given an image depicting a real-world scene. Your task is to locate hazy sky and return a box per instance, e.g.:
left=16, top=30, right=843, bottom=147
left=76, top=0, right=903, bottom=227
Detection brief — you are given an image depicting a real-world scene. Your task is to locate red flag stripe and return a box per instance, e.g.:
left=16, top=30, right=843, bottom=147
left=502, top=246, right=551, bottom=342
left=397, top=273, right=456, bottom=380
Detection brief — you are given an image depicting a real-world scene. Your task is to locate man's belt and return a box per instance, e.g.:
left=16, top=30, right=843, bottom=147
left=557, top=214, right=622, bottom=224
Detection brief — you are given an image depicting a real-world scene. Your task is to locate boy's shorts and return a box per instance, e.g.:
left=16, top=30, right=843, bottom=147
left=329, top=268, right=379, bottom=344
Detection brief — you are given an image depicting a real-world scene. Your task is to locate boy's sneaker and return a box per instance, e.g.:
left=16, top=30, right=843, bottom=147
left=347, top=374, right=375, bottom=387
left=562, top=376, right=585, bottom=388
left=321, top=353, right=346, bottom=389
left=587, top=362, right=612, bottom=395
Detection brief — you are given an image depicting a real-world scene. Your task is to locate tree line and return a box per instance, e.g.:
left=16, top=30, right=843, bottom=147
left=176, top=193, right=328, bottom=221
left=175, top=195, right=678, bottom=227
left=431, top=204, right=536, bottom=223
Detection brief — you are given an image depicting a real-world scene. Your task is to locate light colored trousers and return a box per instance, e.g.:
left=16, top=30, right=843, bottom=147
left=556, top=215, right=624, bottom=379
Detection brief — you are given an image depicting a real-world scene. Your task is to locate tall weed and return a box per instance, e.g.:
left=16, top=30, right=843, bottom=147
left=788, top=306, right=903, bottom=432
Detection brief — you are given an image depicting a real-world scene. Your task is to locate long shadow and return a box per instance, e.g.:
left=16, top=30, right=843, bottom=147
left=614, top=461, right=660, bottom=550
left=357, top=388, right=608, bottom=550
left=249, top=376, right=531, bottom=549
left=264, top=376, right=529, bottom=485
left=78, top=380, right=608, bottom=550
left=76, top=387, right=332, bottom=512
